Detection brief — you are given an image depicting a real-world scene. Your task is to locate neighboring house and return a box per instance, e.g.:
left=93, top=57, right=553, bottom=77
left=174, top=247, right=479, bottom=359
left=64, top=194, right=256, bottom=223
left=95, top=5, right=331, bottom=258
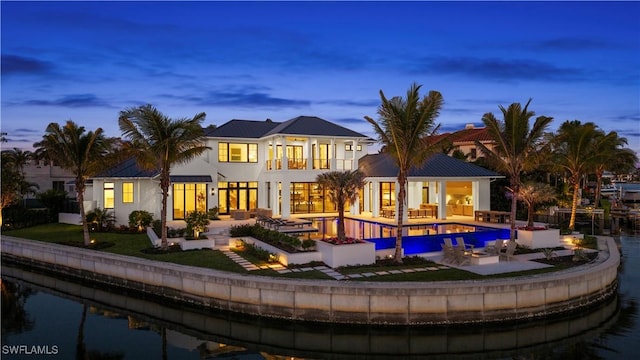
left=439, top=124, right=495, bottom=161
left=23, top=161, right=76, bottom=198
left=90, top=116, right=501, bottom=225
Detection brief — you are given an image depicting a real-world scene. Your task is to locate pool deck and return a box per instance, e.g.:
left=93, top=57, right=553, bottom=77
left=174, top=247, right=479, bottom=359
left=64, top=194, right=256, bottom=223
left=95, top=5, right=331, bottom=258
left=163, top=212, right=569, bottom=276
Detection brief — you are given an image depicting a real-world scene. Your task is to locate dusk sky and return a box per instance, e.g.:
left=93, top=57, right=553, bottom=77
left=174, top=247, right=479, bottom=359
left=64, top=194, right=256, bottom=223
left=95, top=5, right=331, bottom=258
left=2, top=1, right=639, bottom=156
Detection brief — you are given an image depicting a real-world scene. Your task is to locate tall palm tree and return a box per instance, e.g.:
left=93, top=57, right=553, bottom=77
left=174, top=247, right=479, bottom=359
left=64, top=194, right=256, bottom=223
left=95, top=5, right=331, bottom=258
left=551, top=120, right=602, bottom=231
left=119, top=104, right=209, bottom=250
left=476, top=99, right=553, bottom=241
left=1, top=148, right=34, bottom=176
left=365, top=83, right=444, bottom=263
left=591, top=131, right=637, bottom=207
left=316, top=170, right=366, bottom=241
left=34, top=121, right=118, bottom=245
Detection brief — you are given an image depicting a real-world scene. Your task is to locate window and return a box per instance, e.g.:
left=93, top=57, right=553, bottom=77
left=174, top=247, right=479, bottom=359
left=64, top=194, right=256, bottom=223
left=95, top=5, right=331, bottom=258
left=380, top=182, right=396, bottom=207
left=52, top=181, right=65, bottom=192
left=345, top=144, right=362, bottom=151
left=470, top=148, right=477, bottom=160
left=172, top=183, right=207, bottom=219
left=104, top=182, right=115, bottom=209
left=122, top=182, right=134, bottom=203
left=219, top=143, right=258, bottom=163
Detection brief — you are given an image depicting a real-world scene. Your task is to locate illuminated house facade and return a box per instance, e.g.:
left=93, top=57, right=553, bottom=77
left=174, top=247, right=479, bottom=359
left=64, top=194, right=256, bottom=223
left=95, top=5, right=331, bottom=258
left=89, top=116, right=500, bottom=225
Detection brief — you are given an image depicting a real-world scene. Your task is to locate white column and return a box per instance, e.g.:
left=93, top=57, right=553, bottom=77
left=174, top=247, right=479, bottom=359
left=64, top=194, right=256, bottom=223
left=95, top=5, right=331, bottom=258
left=330, top=138, right=336, bottom=170
left=281, top=136, right=288, bottom=170
left=438, top=181, right=447, bottom=219
left=371, top=180, right=380, bottom=217
left=281, top=180, right=291, bottom=218
left=363, top=181, right=371, bottom=213
left=306, top=138, right=313, bottom=170
left=271, top=181, right=280, bottom=216
left=352, top=140, right=358, bottom=170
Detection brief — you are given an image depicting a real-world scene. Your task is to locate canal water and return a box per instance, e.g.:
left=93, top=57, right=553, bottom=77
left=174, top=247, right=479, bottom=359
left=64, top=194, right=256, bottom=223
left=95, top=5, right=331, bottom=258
left=1, top=233, right=638, bottom=359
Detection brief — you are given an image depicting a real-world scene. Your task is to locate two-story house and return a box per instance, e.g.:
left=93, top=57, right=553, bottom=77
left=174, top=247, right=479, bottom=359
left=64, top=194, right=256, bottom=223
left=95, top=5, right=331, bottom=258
left=90, top=116, right=501, bottom=225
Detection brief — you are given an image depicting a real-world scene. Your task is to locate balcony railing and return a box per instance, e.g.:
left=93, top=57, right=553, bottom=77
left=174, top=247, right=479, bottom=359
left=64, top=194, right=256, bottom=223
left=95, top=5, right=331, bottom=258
left=266, top=158, right=355, bottom=171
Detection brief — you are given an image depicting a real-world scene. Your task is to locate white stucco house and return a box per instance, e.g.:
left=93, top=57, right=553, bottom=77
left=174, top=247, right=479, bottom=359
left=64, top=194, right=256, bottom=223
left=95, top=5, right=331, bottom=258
left=89, top=116, right=501, bottom=225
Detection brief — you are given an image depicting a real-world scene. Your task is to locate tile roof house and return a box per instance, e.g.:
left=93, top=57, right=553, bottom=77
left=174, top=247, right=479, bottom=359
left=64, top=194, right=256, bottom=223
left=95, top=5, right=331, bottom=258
left=89, top=116, right=501, bottom=225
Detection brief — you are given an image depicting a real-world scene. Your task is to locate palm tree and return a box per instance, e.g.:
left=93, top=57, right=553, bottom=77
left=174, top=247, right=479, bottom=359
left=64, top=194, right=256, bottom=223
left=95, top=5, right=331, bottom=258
left=517, top=181, right=557, bottom=228
left=591, top=131, right=637, bottom=207
left=551, top=120, right=602, bottom=231
left=365, top=83, right=444, bottom=263
left=34, top=121, right=118, bottom=245
left=118, top=104, right=209, bottom=250
left=316, top=170, right=366, bottom=241
left=476, top=99, right=553, bottom=241
left=1, top=148, right=34, bottom=176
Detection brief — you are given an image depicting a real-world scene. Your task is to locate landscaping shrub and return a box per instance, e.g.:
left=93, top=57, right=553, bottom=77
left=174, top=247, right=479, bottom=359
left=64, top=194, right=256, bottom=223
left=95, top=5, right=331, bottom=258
left=1, top=207, right=49, bottom=230
left=128, top=210, right=154, bottom=232
left=207, top=206, right=219, bottom=220
left=229, top=223, right=307, bottom=252
left=185, top=211, right=209, bottom=239
left=36, top=189, right=67, bottom=222
left=85, top=208, right=115, bottom=232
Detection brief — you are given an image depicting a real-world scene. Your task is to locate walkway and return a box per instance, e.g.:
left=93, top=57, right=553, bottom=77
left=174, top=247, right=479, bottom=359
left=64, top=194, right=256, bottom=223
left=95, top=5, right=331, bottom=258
left=220, top=248, right=452, bottom=280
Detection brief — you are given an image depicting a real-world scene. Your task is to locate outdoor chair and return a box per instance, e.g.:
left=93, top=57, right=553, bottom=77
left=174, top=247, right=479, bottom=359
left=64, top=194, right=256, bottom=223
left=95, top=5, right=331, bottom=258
left=499, top=240, right=517, bottom=262
left=455, top=237, right=474, bottom=255
left=441, top=239, right=457, bottom=264
left=485, top=239, right=505, bottom=256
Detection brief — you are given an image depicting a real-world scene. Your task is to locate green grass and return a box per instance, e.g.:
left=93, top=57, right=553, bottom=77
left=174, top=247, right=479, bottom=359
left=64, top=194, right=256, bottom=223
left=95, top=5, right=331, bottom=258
left=4, top=223, right=595, bottom=282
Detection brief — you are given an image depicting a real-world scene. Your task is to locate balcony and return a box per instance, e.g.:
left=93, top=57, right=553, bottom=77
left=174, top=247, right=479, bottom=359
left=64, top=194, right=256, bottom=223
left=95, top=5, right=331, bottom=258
left=266, top=158, right=355, bottom=171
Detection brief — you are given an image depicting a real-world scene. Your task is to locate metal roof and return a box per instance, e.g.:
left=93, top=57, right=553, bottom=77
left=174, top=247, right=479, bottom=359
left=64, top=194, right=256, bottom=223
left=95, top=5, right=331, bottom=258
left=206, top=119, right=281, bottom=138
left=93, top=157, right=159, bottom=178
left=263, top=116, right=369, bottom=138
left=358, top=153, right=501, bottom=178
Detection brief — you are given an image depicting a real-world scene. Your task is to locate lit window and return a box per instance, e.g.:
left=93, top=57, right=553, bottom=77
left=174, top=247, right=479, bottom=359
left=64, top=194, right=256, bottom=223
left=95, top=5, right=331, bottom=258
left=218, top=143, right=258, bottom=163
left=104, top=182, right=115, bottom=209
left=122, top=182, right=134, bottom=203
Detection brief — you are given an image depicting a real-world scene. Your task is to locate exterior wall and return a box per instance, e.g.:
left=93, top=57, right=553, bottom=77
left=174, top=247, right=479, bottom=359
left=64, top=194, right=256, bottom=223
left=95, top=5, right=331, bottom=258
left=1, top=235, right=619, bottom=325
left=91, top=178, right=160, bottom=225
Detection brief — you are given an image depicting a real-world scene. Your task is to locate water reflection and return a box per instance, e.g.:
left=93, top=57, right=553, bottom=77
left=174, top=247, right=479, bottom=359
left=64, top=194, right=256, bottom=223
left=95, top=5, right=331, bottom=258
left=0, top=261, right=630, bottom=359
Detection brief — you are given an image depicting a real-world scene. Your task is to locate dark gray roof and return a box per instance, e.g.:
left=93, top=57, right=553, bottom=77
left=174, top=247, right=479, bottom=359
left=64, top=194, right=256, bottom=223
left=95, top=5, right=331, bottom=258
left=207, top=119, right=280, bottom=138
left=263, top=116, right=368, bottom=138
left=208, top=116, right=368, bottom=139
left=93, top=158, right=159, bottom=178
left=169, top=175, right=212, bottom=183
left=359, top=153, right=501, bottom=178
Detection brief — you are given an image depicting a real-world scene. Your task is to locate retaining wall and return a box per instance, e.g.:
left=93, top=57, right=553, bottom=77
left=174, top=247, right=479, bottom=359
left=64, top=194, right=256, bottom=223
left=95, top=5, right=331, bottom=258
left=0, top=235, right=619, bottom=325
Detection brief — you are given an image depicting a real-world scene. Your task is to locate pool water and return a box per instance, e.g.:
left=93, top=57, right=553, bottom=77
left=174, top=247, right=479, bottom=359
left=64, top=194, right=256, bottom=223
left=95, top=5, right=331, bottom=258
left=305, top=217, right=510, bottom=255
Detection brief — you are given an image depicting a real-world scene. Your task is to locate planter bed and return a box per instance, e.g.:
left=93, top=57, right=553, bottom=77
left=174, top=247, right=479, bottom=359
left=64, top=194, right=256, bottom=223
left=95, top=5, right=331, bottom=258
left=230, top=236, right=322, bottom=266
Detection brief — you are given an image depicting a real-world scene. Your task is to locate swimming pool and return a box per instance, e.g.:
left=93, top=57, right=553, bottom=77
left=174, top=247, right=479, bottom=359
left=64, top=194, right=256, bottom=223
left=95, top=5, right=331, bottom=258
left=305, top=217, right=510, bottom=255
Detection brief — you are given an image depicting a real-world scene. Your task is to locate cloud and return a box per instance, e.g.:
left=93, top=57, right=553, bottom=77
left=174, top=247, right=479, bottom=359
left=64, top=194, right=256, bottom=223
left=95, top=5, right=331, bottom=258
left=160, top=87, right=311, bottom=109
left=532, top=37, right=615, bottom=51
left=412, top=56, right=585, bottom=82
left=319, top=99, right=380, bottom=107
left=24, top=94, right=112, bottom=108
left=1, top=54, right=53, bottom=75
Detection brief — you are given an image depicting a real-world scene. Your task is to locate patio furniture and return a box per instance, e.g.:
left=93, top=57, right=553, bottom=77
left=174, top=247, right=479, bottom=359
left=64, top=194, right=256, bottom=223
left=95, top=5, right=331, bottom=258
left=455, top=237, right=474, bottom=254
left=499, top=240, right=517, bottom=262
left=485, top=239, right=505, bottom=256
left=442, top=237, right=471, bottom=265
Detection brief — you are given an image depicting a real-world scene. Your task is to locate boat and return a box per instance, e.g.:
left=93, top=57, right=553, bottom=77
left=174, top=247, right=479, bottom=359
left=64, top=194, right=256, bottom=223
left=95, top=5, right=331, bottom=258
left=600, top=183, right=620, bottom=197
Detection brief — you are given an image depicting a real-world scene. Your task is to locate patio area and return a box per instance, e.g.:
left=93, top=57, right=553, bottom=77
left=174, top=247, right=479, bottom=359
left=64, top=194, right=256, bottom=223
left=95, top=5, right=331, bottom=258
left=163, top=212, right=578, bottom=276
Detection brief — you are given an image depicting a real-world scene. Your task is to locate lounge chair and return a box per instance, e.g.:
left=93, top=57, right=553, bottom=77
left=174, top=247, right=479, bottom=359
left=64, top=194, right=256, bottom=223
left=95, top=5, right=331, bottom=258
left=442, top=237, right=470, bottom=265
left=441, top=239, right=457, bottom=264
left=499, top=241, right=517, bottom=262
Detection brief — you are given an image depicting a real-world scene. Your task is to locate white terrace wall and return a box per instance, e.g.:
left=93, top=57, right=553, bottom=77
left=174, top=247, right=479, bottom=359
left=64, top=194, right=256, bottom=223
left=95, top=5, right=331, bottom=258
left=0, top=235, right=619, bottom=325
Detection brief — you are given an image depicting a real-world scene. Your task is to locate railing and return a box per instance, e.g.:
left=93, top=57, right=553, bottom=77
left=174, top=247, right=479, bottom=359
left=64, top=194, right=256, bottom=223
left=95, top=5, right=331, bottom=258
left=265, top=158, right=355, bottom=171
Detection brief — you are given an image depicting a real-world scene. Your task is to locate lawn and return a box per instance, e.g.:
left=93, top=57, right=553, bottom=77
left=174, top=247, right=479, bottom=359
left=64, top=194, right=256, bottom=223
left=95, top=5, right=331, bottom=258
left=3, top=223, right=594, bottom=282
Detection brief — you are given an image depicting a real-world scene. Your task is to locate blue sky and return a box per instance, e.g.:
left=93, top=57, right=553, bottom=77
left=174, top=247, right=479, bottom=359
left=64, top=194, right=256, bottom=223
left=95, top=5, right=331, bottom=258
left=2, top=1, right=639, bottom=156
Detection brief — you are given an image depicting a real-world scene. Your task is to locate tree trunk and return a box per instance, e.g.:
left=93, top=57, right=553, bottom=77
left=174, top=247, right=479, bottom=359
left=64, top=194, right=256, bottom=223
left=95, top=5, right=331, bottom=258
left=569, top=181, right=581, bottom=231
left=509, top=183, right=518, bottom=242
left=160, top=171, right=170, bottom=250
left=527, top=203, right=535, bottom=228
left=594, top=171, right=603, bottom=208
left=76, top=304, right=88, bottom=360
left=76, top=180, right=90, bottom=246
left=337, top=197, right=346, bottom=241
left=395, top=174, right=406, bottom=263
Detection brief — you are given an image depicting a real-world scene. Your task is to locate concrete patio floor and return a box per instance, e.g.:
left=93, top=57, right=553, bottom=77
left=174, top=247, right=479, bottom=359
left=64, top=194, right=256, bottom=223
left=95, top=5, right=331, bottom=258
left=165, top=213, right=577, bottom=276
